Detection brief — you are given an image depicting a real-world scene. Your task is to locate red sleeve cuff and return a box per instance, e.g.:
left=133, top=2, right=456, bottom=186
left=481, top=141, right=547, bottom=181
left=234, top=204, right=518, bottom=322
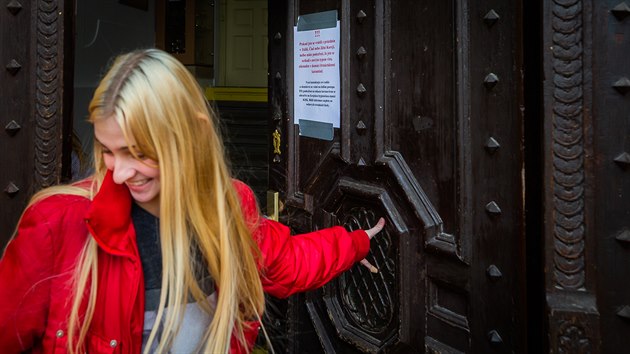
left=349, top=229, right=371, bottom=262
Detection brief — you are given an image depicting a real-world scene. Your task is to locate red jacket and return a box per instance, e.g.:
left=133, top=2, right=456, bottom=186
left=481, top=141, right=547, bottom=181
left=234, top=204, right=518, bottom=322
left=0, top=171, right=370, bottom=353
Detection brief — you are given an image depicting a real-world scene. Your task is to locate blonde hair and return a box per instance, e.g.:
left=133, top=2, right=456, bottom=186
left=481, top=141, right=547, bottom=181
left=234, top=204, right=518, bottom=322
left=66, top=49, right=265, bottom=353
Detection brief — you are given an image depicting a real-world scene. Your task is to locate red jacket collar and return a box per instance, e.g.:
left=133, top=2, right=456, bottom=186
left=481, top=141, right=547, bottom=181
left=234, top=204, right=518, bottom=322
left=85, top=170, right=137, bottom=258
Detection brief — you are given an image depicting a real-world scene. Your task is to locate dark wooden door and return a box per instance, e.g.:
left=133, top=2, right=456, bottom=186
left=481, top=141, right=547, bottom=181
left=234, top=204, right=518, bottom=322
left=0, top=0, right=72, bottom=249
left=542, top=1, right=630, bottom=352
left=268, top=0, right=525, bottom=352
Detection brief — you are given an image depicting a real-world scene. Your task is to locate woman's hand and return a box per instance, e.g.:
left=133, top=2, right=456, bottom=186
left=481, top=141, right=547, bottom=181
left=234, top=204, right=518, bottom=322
left=360, top=217, right=385, bottom=273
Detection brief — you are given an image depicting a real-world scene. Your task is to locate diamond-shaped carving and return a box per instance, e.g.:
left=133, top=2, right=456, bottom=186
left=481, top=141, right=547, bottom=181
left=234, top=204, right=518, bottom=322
left=275, top=72, right=282, bottom=80
left=612, top=2, right=630, bottom=21
left=356, top=10, right=367, bottom=23
left=613, top=77, right=630, bottom=94
left=356, top=120, right=367, bottom=134
left=483, top=9, right=500, bottom=27
left=6, top=59, right=21, bottom=75
left=356, top=83, right=367, bottom=97
left=617, top=305, right=630, bottom=319
left=616, top=229, right=630, bottom=243
left=7, top=0, right=22, bottom=15
left=358, top=158, right=367, bottom=166
left=4, top=182, right=19, bottom=197
left=614, top=152, right=630, bottom=167
left=356, top=46, right=367, bottom=60
left=485, top=137, right=501, bottom=154
left=486, top=201, right=502, bottom=215
left=484, top=73, right=499, bottom=89
left=488, top=330, right=503, bottom=344
left=5, top=120, right=21, bottom=136
left=486, top=265, right=503, bottom=280
left=274, top=32, right=282, bottom=41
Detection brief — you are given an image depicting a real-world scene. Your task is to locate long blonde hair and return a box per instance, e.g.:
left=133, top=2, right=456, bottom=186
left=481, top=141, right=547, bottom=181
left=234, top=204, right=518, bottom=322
left=66, top=49, right=265, bottom=353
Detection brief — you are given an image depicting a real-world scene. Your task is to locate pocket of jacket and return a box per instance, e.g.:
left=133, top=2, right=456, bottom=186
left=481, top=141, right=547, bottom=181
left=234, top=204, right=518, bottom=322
left=86, top=332, right=120, bottom=354
left=52, top=330, right=69, bottom=354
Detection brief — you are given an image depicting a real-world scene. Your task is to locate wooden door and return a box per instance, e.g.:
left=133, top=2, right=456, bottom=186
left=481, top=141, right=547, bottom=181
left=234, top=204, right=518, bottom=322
left=268, top=0, right=526, bottom=353
left=0, top=0, right=72, bottom=249
left=542, top=0, right=630, bottom=352
left=223, top=0, right=268, bottom=86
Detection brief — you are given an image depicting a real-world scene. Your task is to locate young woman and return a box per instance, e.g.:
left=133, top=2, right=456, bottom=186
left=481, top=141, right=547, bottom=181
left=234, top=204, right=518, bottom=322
left=0, top=49, right=384, bottom=354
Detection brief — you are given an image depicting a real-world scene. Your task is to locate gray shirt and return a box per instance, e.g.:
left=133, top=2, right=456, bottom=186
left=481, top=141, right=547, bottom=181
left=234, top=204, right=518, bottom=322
left=132, top=203, right=216, bottom=353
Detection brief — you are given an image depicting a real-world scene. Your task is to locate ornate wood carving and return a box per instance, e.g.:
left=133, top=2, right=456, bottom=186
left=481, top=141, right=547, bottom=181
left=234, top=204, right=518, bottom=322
left=545, top=1, right=602, bottom=351
left=376, top=151, right=462, bottom=261
left=338, top=207, right=396, bottom=333
left=551, top=0, right=585, bottom=290
left=34, top=0, right=63, bottom=189
left=558, top=321, right=591, bottom=353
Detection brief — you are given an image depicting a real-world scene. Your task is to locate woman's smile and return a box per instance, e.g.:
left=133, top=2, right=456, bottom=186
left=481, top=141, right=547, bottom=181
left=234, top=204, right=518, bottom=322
left=94, top=116, right=161, bottom=216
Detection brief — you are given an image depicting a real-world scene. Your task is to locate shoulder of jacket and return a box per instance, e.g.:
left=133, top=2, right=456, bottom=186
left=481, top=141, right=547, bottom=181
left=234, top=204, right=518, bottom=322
left=231, top=178, right=251, bottom=193
left=231, top=179, right=261, bottom=226
left=231, top=179, right=255, bottom=204
left=26, top=193, right=91, bottom=223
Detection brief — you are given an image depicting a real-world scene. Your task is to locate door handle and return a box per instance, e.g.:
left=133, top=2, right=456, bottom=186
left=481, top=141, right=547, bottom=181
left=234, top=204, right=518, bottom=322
left=266, top=190, right=280, bottom=221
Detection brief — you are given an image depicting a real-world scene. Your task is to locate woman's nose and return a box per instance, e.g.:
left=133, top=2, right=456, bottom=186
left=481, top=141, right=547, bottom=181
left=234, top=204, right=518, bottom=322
left=112, top=157, right=135, bottom=184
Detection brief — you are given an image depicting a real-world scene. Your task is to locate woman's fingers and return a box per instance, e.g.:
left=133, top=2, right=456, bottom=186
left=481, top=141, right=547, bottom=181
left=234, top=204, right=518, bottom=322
left=360, top=259, right=378, bottom=273
left=365, top=217, right=386, bottom=239
left=360, top=218, right=385, bottom=273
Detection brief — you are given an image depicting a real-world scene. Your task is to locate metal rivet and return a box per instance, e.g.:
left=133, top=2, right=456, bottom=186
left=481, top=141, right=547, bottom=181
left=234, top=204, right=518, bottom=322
left=356, top=120, right=367, bottom=134
left=483, top=9, right=500, bottom=27
left=614, top=152, right=630, bottom=167
left=356, top=46, right=367, bottom=60
left=110, top=339, right=118, bottom=348
left=612, top=2, right=630, bottom=21
left=488, top=330, right=503, bottom=344
left=613, top=77, right=630, bottom=95
left=357, top=10, right=367, bottom=23
left=485, top=137, right=500, bottom=154
left=6, top=59, right=21, bottom=75
left=4, top=182, right=19, bottom=197
left=358, top=158, right=367, bottom=166
left=56, top=330, right=64, bottom=338
left=485, top=201, right=502, bottom=215
left=616, top=229, right=630, bottom=243
left=5, top=120, right=21, bottom=136
left=274, top=32, right=282, bottom=41
left=356, top=83, right=367, bottom=97
left=484, top=73, right=499, bottom=89
left=616, top=305, right=630, bottom=319
left=487, top=265, right=503, bottom=280
left=7, top=0, right=22, bottom=15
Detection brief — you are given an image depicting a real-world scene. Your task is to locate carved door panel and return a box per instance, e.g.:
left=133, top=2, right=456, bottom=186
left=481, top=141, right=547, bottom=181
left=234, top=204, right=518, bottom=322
left=0, top=0, right=71, bottom=248
left=543, top=1, right=630, bottom=352
left=268, top=0, right=525, bottom=353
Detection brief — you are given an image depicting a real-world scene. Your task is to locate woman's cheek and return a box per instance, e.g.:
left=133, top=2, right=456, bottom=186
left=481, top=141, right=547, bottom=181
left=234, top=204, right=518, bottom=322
left=103, top=154, right=115, bottom=170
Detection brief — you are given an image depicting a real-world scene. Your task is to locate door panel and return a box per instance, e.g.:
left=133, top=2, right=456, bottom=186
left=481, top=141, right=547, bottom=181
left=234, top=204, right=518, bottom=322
left=268, top=0, right=525, bottom=352
left=0, top=0, right=71, bottom=247
left=542, top=0, right=630, bottom=352
left=225, top=0, right=268, bottom=86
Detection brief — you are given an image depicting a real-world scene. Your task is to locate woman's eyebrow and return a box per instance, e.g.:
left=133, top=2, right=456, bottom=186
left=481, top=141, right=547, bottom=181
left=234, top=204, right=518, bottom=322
left=93, top=138, right=130, bottom=152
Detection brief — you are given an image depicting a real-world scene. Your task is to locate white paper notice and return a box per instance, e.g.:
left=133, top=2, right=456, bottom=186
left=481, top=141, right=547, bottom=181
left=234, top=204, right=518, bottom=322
left=293, top=21, right=341, bottom=128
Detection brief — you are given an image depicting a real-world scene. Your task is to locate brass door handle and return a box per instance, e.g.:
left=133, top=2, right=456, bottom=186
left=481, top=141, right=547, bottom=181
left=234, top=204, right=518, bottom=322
left=266, top=190, right=281, bottom=221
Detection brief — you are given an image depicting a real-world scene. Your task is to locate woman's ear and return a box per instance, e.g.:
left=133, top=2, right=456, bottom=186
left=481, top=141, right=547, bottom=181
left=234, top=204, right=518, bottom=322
left=195, top=113, right=210, bottom=122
